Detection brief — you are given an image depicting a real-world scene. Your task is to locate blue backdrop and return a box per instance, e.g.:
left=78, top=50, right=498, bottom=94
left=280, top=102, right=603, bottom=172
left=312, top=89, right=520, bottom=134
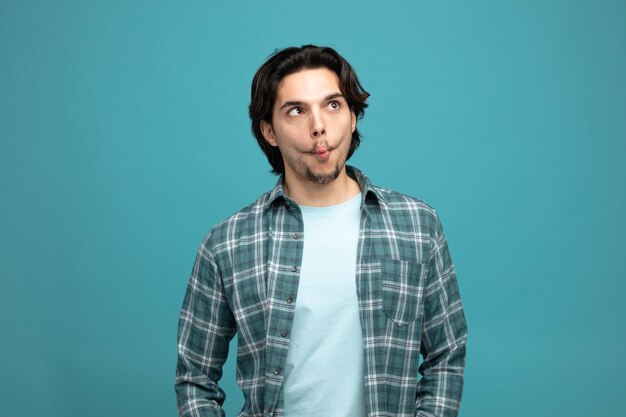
left=2, top=1, right=625, bottom=416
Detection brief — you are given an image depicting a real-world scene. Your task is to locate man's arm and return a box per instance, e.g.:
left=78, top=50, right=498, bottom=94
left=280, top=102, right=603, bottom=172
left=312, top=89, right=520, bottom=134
left=416, top=214, right=468, bottom=417
left=175, top=241, right=236, bottom=417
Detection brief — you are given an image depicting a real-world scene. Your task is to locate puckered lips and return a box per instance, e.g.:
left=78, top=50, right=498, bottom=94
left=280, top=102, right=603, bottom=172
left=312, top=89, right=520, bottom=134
left=312, top=145, right=331, bottom=161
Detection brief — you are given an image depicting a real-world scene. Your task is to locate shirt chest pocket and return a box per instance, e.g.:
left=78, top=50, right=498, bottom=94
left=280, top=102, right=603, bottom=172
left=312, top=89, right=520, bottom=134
left=380, top=259, right=427, bottom=326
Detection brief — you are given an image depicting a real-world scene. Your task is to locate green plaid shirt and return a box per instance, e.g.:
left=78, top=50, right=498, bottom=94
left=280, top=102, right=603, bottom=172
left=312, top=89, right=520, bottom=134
left=176, top=166, right=467, bottom=417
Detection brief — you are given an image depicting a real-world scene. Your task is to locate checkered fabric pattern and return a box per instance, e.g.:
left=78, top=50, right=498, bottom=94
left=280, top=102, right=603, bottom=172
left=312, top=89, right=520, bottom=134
left=176, top=166, right=467, bottom=417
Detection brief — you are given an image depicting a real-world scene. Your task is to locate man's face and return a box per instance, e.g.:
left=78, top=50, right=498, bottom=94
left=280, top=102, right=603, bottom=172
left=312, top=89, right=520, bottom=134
left=260, top=67, right=356, bottom=185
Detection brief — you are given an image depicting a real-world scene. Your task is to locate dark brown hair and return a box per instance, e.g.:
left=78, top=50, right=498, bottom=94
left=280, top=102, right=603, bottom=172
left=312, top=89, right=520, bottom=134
left=249, top=45, right=370, bottom=175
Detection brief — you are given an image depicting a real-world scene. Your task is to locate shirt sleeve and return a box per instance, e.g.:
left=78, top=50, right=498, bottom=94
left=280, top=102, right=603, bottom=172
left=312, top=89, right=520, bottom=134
left=416, top=213, right=468, bottom=417
left=175, top=239, right=237, bottom=417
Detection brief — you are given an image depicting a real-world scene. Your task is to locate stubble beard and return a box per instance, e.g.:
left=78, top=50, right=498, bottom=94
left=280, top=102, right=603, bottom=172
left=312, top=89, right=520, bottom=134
left=302, top=160, right=344, bottom=184
left=287, top=149, right=347, bottom=185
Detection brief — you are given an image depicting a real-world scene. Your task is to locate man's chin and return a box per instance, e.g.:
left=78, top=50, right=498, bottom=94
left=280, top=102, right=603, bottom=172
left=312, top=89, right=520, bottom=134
left=304, top=164, right=344, bottom=185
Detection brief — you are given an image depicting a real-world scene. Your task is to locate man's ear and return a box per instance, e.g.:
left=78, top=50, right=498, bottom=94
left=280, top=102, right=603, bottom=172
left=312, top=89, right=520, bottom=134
left=260, top=120, right=277, bottom=147
left=351, top=108, right=357, bottom=133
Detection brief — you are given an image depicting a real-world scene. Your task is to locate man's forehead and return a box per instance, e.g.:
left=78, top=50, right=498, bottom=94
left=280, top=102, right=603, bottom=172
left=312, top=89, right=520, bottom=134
left=275, top=67, right=342, bottom=102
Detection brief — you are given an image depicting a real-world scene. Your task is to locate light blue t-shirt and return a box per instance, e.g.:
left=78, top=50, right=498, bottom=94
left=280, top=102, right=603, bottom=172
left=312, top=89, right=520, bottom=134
left=283, top=193, right=366, bottom=417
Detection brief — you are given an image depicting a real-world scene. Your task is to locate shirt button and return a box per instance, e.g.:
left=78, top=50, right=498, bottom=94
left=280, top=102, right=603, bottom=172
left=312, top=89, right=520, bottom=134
left=280, top=329, right=288, bottom=337
left=293, top=233, right=300, bottom=239
left=273, top=367, right=281, bottom=375
left=291, top=265, right=297, bottom=272
left=286, top=296, right=293, bottom=304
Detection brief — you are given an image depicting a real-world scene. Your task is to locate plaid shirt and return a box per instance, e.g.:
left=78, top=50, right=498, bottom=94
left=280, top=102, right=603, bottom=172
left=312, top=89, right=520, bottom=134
left=176, top=166, right=467, bottom=417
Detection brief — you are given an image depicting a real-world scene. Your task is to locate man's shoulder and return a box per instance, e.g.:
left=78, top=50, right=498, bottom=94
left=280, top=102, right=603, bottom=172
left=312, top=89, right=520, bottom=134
left=368, top=183, right=446, bottom=239
left=351, top=166, right=439, bottom=223
left=373, top=184, right=438, bottom=218
left=199, top=190, right=274, bottom=253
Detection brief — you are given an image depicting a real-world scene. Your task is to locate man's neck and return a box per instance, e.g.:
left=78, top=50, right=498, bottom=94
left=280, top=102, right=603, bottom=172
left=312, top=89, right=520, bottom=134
left=283, top=167, right=361, bottom=207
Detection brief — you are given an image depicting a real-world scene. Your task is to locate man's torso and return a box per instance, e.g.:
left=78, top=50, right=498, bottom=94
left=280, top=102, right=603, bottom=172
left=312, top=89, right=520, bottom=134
left=205, top=167, right=437, bottom=416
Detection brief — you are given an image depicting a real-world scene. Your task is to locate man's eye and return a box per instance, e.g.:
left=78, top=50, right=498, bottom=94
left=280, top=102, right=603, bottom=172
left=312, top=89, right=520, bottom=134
left=287, top=107, right=303, bottom=116
left=328, top=101, right=340, bottom=110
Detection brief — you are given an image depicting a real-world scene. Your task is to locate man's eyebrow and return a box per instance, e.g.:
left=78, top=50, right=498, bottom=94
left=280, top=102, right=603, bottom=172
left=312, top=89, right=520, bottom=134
left=279, top=93, right=345, bottom=110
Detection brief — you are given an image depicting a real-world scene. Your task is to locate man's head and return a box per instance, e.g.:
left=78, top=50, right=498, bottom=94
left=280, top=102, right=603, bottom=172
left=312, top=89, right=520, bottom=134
left=249, top=45, right=370, bottom=176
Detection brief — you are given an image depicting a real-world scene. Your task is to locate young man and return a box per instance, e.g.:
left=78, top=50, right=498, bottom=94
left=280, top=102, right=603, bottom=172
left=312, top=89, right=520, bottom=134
left=176, top=45, right=467, bottom=417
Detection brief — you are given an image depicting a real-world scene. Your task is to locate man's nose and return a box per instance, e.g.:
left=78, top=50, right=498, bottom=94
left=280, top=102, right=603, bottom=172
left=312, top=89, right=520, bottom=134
left=310, top=109, right=326, bottom=138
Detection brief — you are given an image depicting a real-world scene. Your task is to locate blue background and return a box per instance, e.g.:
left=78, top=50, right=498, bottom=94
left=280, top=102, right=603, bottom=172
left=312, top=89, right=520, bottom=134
left=2, top=1, right=625, bottom=416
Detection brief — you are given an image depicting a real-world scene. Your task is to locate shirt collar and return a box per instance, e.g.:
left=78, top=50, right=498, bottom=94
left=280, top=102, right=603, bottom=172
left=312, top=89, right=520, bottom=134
left=264, top=165, right=386, bottom=208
